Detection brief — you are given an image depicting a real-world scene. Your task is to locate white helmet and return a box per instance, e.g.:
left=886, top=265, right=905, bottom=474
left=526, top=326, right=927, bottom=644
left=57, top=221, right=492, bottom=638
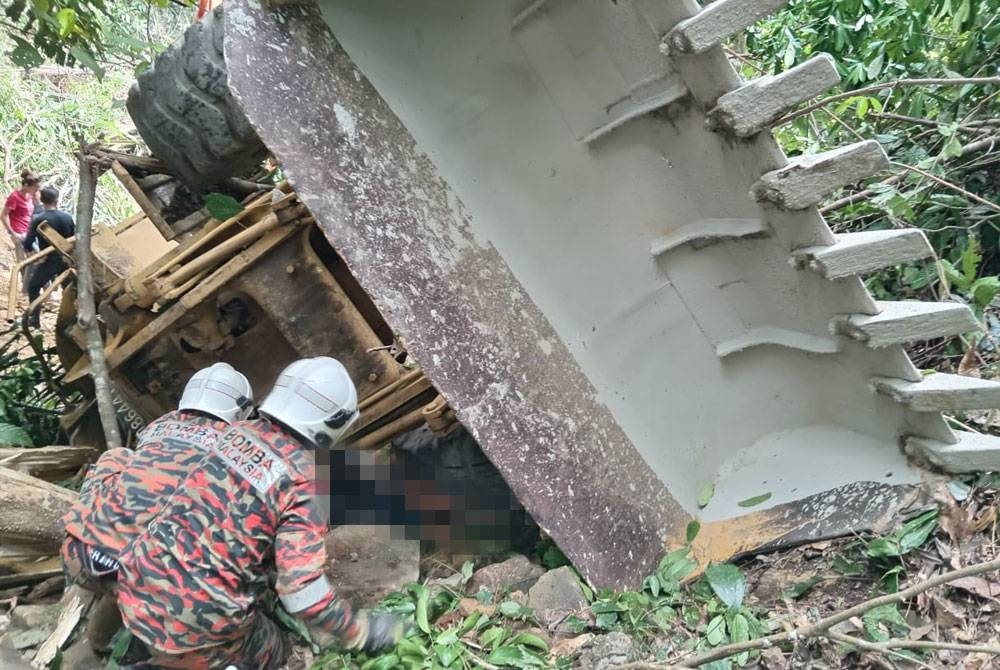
left=259, top=357, right=359, bottom=447
left=178, top=362, right=254, bottom=423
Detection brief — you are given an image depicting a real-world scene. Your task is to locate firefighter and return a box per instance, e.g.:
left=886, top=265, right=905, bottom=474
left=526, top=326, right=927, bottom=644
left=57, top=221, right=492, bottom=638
left=116, top=357, right=409, bottom=670
left=61, top=362, right=254, bottom=651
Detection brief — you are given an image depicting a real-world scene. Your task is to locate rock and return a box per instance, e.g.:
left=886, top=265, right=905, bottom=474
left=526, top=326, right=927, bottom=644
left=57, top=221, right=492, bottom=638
left=60, top=638, right=104, bottom=670
left=467, top=555, right=544, bottom=596
left=550, top=633, right=594, bottom=661
left=527, top=567, right=588, bottom=612
left=426, top=572, right=465, bottom=597
left=577, top=632, right=639, bottom=670
left=8, top=604, right=61, bottom=637
left=324, top=525, right=420, bottom=608
left=457, top=598, right=496, bottom=618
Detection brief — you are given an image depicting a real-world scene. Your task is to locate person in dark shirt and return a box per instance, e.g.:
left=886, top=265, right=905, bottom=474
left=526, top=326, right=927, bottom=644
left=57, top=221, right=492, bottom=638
left=22, top=186, right=75, bottom=328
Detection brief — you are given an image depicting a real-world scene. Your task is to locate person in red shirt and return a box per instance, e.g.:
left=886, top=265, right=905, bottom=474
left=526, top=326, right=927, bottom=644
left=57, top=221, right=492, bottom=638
left=2, top=169, right=41, bottom=263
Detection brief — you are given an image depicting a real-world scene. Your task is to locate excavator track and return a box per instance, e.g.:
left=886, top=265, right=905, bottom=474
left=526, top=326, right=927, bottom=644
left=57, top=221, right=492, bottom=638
left=125, top=0, right=1000, bottom=588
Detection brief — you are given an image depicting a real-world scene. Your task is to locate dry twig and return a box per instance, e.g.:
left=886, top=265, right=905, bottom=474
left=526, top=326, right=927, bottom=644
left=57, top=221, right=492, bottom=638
left=617, top=555, right=1000, bottom=669
left=778, top=77, right=1000, bottom=125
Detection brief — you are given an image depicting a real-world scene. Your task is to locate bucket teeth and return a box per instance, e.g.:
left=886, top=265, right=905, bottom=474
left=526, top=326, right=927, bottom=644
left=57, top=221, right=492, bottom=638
left=708, top=54, right=840, bottom=137
left=649, top=218, right=768, bottom=256
left=792, top=229, right=933, bottom=279
left=832, top=301, right=980, bottom=348
left=752, top=140, right=889, bottom=210
left=664, top=0, right=790, bottom=55
left=874, top=373, right=1000, bottom=412
left=907, top=432, right=1000, bottom=473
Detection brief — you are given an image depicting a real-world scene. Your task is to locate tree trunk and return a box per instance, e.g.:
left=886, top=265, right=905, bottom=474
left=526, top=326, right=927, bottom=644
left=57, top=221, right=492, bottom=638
left=0, top=446, right=97, bottom=482
left=0, top=466, right=77, bottom=547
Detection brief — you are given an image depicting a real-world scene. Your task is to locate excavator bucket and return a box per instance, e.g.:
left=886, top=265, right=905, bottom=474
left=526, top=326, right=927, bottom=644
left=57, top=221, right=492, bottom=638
left=133, top=0, right=1000, bottom=588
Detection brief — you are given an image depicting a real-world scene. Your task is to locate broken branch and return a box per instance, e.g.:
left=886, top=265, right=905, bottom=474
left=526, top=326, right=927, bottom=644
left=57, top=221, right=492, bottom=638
left=74, top=142, right=123, bottom=450
left=619, top=554, right=1000, bottom=669
left=778, top=77, right=1000, bottom=125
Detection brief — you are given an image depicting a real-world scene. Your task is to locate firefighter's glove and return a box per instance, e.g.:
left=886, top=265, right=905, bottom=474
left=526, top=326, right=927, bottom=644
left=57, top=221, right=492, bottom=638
left=362, top=612, right=412, bottom=653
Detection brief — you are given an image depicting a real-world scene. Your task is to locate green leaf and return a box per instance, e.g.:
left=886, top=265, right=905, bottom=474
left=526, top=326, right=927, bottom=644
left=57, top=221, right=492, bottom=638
left=939, top=259, right=966, bottom=293
left=865, top=52, right=885, bottom=80
left=434, top=645, right=458, bottom=667
left=867, top=508, right=938, bottom=558
left=413, top=583, right=431, bottom=634
left=698, top=482, right=715, bottom=508
left=0, top=422, right=33, bottom=446
left=941, top=133, right=964, bottom=159
left=67, top=46, right=103, bottom=78
left=541, top=543, right=570, bottom=569
left=478, top=626, right=508, bottom=650
left=458, top=612, right=481, bottom=636
left=486, top=645, right=547, bottom=668
left=499, top=600, right=527, bottom=618
left=897, top=509, right=938, bottom=554
left=971, top=276, right=1000, bottom=309
left=705, top=614, right=727, bottom=646
left=961, top=237, right=982, bottom=285
left=657, top=548, right=697, bottom=585
left=204, top=192, right=244, bottom=221
left=8, top=38, right=44, bottom=69
left=862, top=604, right=909, bottom=642
left=704, top=563, right=746, bottom=610
left=507, top=633, right=549, bottom=652
left=646, top=574, right=660, bottom=598
left=106, top=629, right=133, bottom=670
left=55, top=7, right=75, bottom=37
left=366, top=654, right=400, bottom=670
left=737, top=492, right=772, bottom=508
left=686, top=520, right=701, bottom=544
left=782, top=575, right=821, bottom=600
left=595, top=612, right=618, bottom=628
left=460, top=561, right=474, bottom=584
left=730, top=612, right=751, bottom=665
left=832, top=554, right=865, bottom=576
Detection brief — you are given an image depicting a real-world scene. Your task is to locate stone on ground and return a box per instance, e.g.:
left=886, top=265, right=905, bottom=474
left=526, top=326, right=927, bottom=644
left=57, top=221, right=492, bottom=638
left=467, top=554, right=544, bottom=596
left=577, top=631, right=639, bottom=670
left=527, top=566, right=588, bottom=612
left=324, top=524, right=420, bottom=608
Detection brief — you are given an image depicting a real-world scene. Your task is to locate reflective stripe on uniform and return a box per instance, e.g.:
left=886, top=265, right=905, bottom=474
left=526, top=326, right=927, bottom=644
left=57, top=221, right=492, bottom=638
left=279, top=575, right=333, bottom=613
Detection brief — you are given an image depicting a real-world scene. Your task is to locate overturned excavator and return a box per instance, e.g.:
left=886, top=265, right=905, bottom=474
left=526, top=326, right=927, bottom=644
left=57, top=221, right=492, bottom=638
left=23, top=0, right=1000, bottom=589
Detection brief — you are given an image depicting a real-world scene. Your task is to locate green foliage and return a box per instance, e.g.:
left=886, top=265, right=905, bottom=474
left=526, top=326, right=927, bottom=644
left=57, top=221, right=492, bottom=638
left=1, top=1, right=193, bottom=75
left=0, top=323, right=75, bottom=446
left=745, top=0, right=1000, bottom=351
left=204, top=192, right=244, bottom=221
left=704, top=563, right=746, bottom=610
left=866, top=508, right=939, bottom=558
left=0, top=57, right=134, bottom=225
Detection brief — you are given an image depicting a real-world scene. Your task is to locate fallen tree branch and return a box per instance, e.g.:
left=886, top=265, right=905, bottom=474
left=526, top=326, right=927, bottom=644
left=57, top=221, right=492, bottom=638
left=0, top=445, right=98, bottom=481
left=617, top=554, right=1000, bottom=669
left=825, top=631, right=937, bottom=670
left=778, top=77, right=1000, bottom=125
left=820, top=134, right=1000, bottom=215
left=0, top=466, right=78, bottom=546
left=74, top=142, right=123, bottom=450
left=891, top=161, right=1000, bottom=214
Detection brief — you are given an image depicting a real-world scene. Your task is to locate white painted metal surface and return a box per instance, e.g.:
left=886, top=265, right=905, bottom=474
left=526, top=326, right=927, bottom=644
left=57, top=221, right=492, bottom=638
left=314, top=0, right=961, bottom=524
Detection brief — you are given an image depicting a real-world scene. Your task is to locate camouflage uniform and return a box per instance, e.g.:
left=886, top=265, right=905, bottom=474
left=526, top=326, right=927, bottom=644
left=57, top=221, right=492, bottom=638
left=117, top=418, right=365, bottom=669
left=61, top=410, right=228, bottom=591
